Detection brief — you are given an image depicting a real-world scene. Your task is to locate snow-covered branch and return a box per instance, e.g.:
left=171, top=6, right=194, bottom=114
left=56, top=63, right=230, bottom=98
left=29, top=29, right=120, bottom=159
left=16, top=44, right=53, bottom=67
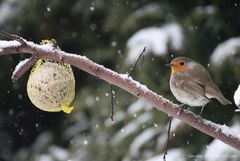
left=0, top=37, right=240, bottom=150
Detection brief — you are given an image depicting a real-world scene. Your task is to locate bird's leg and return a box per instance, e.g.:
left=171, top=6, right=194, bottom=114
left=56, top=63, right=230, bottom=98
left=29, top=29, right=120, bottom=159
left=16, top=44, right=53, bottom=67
left=177, top=104, right=187, bottom=115
left=199, top=105, right=205, bottom=116
left=179, top=104, right=186, bottom=108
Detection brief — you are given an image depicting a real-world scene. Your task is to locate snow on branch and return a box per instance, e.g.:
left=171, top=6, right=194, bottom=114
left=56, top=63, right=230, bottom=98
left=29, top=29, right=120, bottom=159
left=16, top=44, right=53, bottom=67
left=11, top=57, right=37, bottom=83
left=0, top=33, right=240, bottom=150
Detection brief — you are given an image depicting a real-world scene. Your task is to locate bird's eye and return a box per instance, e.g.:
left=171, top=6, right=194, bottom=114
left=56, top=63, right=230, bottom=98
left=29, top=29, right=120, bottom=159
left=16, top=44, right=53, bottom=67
left=179, top=62, right=184, bottom=65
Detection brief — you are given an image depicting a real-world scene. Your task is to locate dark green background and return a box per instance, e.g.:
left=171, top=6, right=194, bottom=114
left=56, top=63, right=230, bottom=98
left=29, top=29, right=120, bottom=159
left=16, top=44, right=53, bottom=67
left=0, top=0, right=239, bottom=161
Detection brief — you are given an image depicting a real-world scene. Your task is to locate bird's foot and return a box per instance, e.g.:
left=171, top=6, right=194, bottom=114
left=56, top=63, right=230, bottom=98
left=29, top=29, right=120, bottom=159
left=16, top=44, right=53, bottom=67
left=177, top=104, right=187, bottom=116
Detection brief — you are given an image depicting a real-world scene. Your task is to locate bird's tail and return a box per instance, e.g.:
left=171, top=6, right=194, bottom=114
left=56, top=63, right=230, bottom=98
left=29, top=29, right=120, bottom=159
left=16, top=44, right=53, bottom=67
left=205, top=86, right=232, bottom=105
left=216, top=95, right=232, bottom=105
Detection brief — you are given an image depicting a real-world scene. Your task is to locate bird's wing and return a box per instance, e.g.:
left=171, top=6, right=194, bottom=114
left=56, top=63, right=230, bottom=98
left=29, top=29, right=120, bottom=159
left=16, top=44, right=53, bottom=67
left=190, top=64, right=213, bottom=86
left=189, top=65, right=231, bottom=105
left=180, top=79, right=208, bottom=100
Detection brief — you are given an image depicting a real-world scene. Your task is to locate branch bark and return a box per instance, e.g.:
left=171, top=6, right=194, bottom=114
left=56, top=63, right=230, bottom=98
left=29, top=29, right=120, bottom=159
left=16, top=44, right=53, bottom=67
left=0, top=39, right=240, bottom=150
left=11, top=56, right=37, bottom=83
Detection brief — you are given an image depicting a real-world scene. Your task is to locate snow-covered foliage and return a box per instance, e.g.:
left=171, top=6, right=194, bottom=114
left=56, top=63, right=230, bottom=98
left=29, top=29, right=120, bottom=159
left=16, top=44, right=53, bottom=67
left=110, top=112, right=153, bottom=146
left=125, top=4, right=162, bottom=21
left=204, top=122, right=240, bottom=161
left=195, top=5, right=216, bottom=16
left=124, top=119, right=183, bottom=160
left=0, top=0, right=26, bottom=26
left=128, top=127, right=160, bottom=157
left=121, top=3, right=163, bottom=32
left=156, top=119, right=183, bottom=149
left=111, top=99, right=153, bottom=150
left=210, top=37, right=240, bottom=66
left=127, top=99, right=152, bottom=114
left=14, top=133, right=71, bottom=161
left=114, top=99, right=185, bottom=160
left=126, top=23, right=183, bottom=64
left=234, top=85, right=240, bottom=110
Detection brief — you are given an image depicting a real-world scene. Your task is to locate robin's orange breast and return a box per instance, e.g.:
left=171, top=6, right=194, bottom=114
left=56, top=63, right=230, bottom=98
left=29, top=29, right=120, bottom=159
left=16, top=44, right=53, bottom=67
left=171, top=65, right=188, bottom=73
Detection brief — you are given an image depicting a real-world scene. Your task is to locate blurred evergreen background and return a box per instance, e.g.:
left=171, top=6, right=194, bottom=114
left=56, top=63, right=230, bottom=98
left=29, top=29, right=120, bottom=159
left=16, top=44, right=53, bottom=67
left=0, top=0, right=239, bottom=161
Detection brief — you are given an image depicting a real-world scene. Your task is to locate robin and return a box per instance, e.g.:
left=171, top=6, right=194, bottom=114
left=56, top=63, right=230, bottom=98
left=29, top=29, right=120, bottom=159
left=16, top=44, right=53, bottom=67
left=167, top=56, right=232, bottom=114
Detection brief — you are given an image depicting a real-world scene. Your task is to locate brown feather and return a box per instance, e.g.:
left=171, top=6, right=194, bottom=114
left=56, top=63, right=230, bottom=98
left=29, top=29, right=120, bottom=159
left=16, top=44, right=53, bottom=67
left=187, top=59, right=232, bottom=105
left=170, top=57, right=232, bottom=105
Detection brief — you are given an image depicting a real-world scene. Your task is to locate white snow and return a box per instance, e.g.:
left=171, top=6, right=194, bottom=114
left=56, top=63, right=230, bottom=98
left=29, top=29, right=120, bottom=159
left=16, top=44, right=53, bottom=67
left=138, top=4, right=161, bottom=16
left=146, top=148, right=184, bottom=161
left=47, top=7, right=51, bottom=12
left=83, top=140, right=88, bottom=145
left=202, top=118, right=239, bottom=137
left=170, top=118, right=183, bottom=131
left=0, top=0, right=26, bottom=25
left=126, top=4, right=162, bottom=21
left=85, top=96, right=95, bottom=106
left=204, top=123, right=240, bottom=161
left=13, top=58, right=30, bottom=73
left=49, top=146, right=69, bottom=160
left=127, top=99, right=152, bottom=114
left=104, top=111, right=126, bottom=127
left=36, top=154, right=54, bottom=161
left=210, top=37, right=240, bottom=66
left=156, top=119, right=183, bottom=149
left=220, top=124, right=237, bottom=137
left=128, top=127, right=160, bottom=157
left=24, top=41, right=56, bottom=52
left=234, top=85, right=240, bottom=111
left=38, top=44, right=55, bottom=51
left=126, top=23, right=183, bottom=64
left=134, top=79, right=149, bottom=92
left=219, top=123, right=240, bottom=137
left=0, top=40, right=21, bottom=49
left=110, top=113, right=152, bottom=146
left=119, top=73, right=150, bottom=93
left=195, top=5, right=215, bottom=15
left=119, top=73, right=132, bottom=79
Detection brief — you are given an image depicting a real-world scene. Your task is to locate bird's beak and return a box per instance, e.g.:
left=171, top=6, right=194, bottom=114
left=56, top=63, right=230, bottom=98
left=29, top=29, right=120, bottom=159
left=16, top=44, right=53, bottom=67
left=165, top=63, right=173, bottom=67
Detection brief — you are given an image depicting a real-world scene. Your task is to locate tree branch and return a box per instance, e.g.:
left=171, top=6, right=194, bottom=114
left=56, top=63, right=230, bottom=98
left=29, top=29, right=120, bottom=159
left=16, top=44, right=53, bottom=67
left=0, top=30, right=26, bottom=45
left=11, top=57, right=37, bottom=83
left=0, top=38, right=240, bottom=150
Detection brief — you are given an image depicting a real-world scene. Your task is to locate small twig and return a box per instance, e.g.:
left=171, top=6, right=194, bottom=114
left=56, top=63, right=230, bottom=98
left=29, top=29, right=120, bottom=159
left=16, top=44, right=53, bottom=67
left=11, top=56, right=37, bottom=83
left=139, top=53, right=145, bottom=70
left=0, top=30, right=26, bottom=45
left=110, top=85, right=114, bottom=121
left=163, top=117, right=172, bottom=161
left=128, top=47, right=146, bottom=77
